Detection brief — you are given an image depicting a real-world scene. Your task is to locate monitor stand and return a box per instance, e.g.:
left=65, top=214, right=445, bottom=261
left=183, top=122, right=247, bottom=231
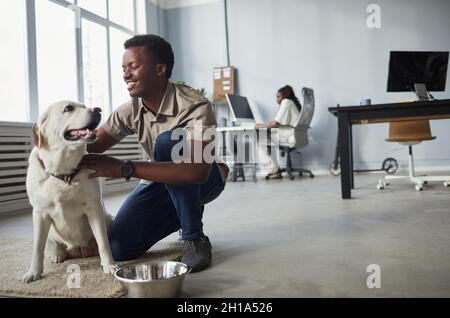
left=414, top=83, right=431, bottom=101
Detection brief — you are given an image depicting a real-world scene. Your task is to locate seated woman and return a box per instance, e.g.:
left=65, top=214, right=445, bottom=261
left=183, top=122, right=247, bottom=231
left=255, top=85, right=301, bottom=179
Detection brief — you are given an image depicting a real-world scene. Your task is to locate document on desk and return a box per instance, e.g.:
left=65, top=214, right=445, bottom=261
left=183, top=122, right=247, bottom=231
left=217, top=126, right=257, bottom=131
left=214, top=69, right=221, bottom=79
left=223, top=68, right=231, bottom=78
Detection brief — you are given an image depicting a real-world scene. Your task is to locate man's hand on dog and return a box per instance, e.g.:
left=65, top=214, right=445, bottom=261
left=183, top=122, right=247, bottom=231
left=79, top=154, right=123, bottom=178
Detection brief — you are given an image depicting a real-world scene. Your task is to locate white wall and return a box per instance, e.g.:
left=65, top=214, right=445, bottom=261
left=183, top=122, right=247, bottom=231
left=152, top=0, right=450, bottom=171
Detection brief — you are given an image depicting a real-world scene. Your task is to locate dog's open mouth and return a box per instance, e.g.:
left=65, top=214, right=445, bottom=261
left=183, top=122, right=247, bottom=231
left=64, top=120, right=99, bottom=142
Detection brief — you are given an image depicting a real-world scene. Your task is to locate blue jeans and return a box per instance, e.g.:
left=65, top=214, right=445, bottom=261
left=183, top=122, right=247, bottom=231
left=108, top=130, right=225, bottom=261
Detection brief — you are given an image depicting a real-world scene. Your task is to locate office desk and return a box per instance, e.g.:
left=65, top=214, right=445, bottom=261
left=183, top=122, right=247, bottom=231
left=328, top=99, right=450, bottom=199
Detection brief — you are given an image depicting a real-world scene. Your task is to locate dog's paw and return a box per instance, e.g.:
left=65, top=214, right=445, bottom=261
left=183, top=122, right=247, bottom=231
left=50, top=255, right=66, bottom=263
left=21, top=271, right=42, bottom=283
left=102, top=263, right=119, bottom=275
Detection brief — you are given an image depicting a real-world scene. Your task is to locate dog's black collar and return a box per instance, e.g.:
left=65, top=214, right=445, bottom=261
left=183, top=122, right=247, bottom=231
left=37, top=156, right=80, bottom=185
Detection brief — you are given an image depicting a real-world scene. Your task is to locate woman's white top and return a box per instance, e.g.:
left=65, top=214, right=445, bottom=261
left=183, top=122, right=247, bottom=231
left=274, top=98, right=300, bottom=126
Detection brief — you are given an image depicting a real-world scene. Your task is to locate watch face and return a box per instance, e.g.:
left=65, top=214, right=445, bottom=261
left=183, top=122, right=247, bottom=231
left=122, top=162, right=133, bottom=177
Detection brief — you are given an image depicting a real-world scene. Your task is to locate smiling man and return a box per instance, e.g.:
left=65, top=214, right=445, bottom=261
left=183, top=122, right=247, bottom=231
left=81, top=34, right=228, bottom=272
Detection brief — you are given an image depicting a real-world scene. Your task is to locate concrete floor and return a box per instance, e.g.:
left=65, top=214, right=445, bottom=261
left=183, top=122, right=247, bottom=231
left=1, top=173, right=450, bottom=297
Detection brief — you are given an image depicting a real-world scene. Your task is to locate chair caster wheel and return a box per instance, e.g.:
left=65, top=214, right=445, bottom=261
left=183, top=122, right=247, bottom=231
left=444, top=181, right=449, bottom=187
left=377, top=179, right=387, bottom=190
left=289, top=175, right=295, bottom=180
left=415, top=184, right=423, bottom=191
left=310, top=174, right=314, bottom=178
left=377, top=181, right=386, bottom=190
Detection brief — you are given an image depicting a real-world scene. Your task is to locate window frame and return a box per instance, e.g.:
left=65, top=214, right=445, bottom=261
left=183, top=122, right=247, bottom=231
left=24, top=0, right=141, bottom=122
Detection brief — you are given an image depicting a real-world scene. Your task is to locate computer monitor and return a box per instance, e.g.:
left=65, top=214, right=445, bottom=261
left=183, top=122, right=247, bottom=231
left=225, top=94, right=255, bottom=125
left=387, top=51, right=449, bottom=100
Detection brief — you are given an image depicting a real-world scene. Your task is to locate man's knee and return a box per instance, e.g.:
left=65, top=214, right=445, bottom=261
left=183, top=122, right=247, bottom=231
left=154, top=130, right=186, bottom=162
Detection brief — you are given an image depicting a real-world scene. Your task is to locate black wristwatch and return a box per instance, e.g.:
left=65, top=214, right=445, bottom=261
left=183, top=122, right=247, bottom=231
left=121, top=160, right=134, bottom=181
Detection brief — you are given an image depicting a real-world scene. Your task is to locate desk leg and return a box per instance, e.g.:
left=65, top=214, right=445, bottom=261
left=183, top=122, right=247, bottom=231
left=252, top=131, right=257, bottom=182
left=232, top=133, right=237, bottom=182
left=349, top=123, right=354, bottom=189
left=338, top=112, right=352, bottom=199
left=221, top=131, right=227, bottom=157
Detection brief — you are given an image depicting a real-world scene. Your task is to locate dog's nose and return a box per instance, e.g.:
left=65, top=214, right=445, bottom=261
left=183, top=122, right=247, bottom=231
left=89, top=107, right=102, bottom=113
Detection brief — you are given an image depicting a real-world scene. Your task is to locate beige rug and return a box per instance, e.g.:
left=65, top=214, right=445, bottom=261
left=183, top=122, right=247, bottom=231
left=0, top=239, right=183, bottom=298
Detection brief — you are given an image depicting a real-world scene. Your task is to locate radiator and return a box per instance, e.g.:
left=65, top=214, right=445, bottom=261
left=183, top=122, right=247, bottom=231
left=0, top=122, right=34, bottom=214
left=0, top=122, right=147, bottom=214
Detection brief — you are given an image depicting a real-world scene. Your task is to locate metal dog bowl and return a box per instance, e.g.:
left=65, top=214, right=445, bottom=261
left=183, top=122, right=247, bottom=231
left=114, top=261, right=189, bottom=298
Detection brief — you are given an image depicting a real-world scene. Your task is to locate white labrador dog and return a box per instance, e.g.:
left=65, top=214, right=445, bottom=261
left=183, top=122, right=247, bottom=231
left=22, top=101, right=117, bottom=283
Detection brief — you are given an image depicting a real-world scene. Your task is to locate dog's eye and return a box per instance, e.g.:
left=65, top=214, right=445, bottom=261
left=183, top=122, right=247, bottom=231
left=64, top=105, right=74, bottom=113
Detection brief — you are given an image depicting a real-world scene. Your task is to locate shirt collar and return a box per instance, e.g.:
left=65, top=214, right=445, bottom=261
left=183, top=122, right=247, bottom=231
left=139, top=82, right=175, bottom=117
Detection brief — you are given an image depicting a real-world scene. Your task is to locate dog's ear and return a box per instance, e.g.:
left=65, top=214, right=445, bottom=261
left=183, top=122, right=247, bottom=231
left=36, top=112, right=49, bottom=149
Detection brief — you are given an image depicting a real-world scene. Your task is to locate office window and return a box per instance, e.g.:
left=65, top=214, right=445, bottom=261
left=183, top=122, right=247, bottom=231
left=0, top=0, right=138, bottom=123
left=35, top=0, right=77, bottom=114
left=0, top=0, right=28, bottom=122
left=110, top=27, right=132, bottom=108
left=82, top=19, right=110, bottom=115
left=109, top=0, right=135, bottom=31
left=77, top=0, right=107, bottom=18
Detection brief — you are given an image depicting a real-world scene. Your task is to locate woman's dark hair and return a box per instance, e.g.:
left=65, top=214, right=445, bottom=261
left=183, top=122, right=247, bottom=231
left=278, top=85, right=301, bottom=112
left=124, top=34, right=174, bottom=79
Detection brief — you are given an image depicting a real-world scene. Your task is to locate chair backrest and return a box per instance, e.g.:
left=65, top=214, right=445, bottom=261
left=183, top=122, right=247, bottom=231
left=385, top=99, right=435, bottom=144
left=292, top=87, right=314, bottom=148
left=386, top=120, right=435, bottom=144
left=297, top=87, right=315, bottom=127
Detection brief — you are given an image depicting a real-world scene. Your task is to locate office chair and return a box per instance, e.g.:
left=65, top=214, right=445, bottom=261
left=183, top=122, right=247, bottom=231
left=377, top=120, right=450, bottom=191
left=277, top=87, right=315, bottom=180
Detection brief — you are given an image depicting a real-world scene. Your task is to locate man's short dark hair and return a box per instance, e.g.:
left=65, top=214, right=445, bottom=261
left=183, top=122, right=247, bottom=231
left=124, top=34, right=174, bottom=79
